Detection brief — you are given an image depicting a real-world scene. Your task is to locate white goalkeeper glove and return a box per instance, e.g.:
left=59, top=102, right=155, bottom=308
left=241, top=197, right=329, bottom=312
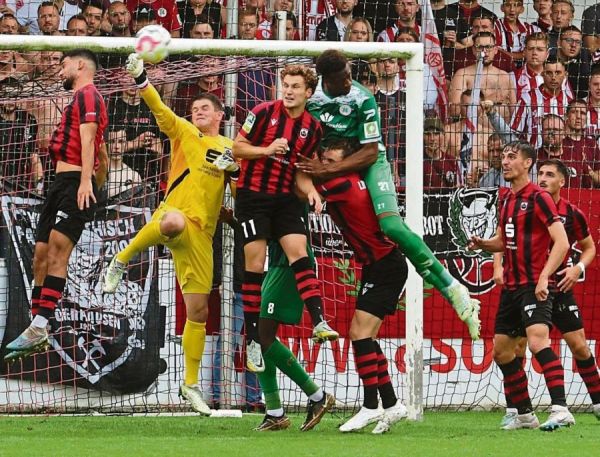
left=213, top=149, right=240, bottom=173
left=126, top=53, right=148, bottom=87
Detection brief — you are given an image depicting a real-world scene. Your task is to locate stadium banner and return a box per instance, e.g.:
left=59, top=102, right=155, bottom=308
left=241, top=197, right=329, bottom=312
left=0, top=187, right=163, bottom=394
left=300, top=187, right=600, bottom=341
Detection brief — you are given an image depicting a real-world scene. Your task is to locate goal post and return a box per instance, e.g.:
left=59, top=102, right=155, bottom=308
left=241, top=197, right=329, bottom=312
left=0, top=35, right=424, bottom=417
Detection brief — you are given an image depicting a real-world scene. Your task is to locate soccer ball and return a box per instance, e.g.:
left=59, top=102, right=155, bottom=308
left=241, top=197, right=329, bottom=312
left=135, top=24, right=171, bottom=64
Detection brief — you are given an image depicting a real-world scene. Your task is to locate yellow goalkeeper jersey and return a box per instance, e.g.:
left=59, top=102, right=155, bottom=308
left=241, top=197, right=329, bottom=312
left=141, top=84, right=231, bottom=235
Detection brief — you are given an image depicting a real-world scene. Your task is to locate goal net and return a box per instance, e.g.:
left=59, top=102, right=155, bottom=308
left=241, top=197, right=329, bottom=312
left=1, top=1, right=600, bottom=416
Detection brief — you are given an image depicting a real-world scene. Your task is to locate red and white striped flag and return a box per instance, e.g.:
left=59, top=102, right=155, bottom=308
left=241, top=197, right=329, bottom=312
left=422, top=0, right=449, bottom=121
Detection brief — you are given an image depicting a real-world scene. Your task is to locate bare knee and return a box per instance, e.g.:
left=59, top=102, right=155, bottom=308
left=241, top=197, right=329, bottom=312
left=566, top=334, right=592, bottom=360
left=160, top=212, right=185, bottom=238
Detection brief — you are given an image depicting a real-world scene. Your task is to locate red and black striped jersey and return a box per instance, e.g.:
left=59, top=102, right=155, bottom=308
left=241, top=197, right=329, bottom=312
left=317, top=173, right=395, bottom=265
left=499, top=182, right=561, bottom=289
left=549, top=197, right=590, bottom=287
left=238, top=100, right=322, bottom=194
left=49, top=84, right=107, bottom=169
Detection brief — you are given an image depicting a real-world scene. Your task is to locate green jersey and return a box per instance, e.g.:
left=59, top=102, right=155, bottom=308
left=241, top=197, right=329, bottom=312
left=307, top=79, right=382, bottom=149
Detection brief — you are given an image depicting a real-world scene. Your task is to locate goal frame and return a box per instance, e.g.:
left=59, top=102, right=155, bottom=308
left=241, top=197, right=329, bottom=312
left=0, top=35, right=424, bottom=419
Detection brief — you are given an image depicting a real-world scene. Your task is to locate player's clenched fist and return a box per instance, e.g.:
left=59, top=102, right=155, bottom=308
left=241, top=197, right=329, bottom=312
left=267, top=137, right=289, bottom=155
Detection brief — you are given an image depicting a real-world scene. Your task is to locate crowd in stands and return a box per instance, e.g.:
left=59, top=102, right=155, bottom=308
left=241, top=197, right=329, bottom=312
left=1, top=1, right=600, bottom=194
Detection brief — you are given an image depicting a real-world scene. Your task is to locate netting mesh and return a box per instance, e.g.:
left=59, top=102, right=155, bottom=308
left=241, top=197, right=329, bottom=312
left=1, top=0, right=600, bottom=415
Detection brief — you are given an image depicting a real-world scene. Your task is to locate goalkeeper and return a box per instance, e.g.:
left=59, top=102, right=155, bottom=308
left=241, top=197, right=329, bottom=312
left=298, top=49, right=480, bottom=338
left=103, top=54, right=238, bottom=416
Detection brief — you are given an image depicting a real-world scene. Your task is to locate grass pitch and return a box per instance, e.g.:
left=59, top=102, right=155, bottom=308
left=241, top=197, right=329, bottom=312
left=1, top=411, right=599, bottom=457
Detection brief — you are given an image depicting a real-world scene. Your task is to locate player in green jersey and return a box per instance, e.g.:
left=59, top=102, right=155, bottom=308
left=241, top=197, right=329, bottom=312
left=298, top=49, right=480, bottom=340
left=253, top=239, right=336, bottom=432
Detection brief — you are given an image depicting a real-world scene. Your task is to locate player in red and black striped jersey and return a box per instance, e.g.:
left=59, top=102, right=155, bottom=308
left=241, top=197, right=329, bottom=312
left=316, top=140, right=409, bottom=433
left=233, top=65, right=337, bottom=374
left=5, top=49, right=108, bottom=362
left=470, top=141, right=575, bottom=431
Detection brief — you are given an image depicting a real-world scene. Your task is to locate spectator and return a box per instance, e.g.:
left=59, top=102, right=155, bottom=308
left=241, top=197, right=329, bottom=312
left=446, top=89, right=492, bottom=163
left=449, top=32, right=516, bottom=122
left=126, top=0, right=182, bottom=37
left=82, top=0, right=108, bottom=36
left=586, top=68, right=600, bottom=142
left=173, top=57, right=223, bottom=118
left=446, top=16, right=514, bottom=78
left=343, top=16, right=373, bottom=42
left=510, top=57, right=573, bottom=149
left=510, top=32, right=549, bottom=100
left=187, top=20, right=214, bottom=39
left=316, top=0, right=356, bottom=42
left=257, top=0, right=298, bottom=40
left=478, top=133, right=509, bottom=188
left=16, top=0, right=80, bottom=35
left=0, top=81, right=41, bottom=192
left=537, top=111, right=600, bottom=188
left=131, top=5, right=158, bottom=34
left=66, top=14, right=88, bottom=36
left=564, top=99, right=587, bottom=140
left=429, top=0, right=452, bottom=48
left=106, top=86, right=163, bottom=185
left=0, top=49, right=29, bottom=82
left=179, top=0, right=225, bottom=39
left=582, top=2, right=600, bottom=53
left=353, top=0, right=394, bottom=36
left=374, top=57, right=405, bottom=182
left=105, top=129, right=142, bottom=198
left=107, top=1, right=131, bottom=37
left=377, top=0, right=419, bottom=43
left=532, top=0, right=552, bottom=32
left=359, top=72, right=377, bottom=95
left=270, top=12, right=298, bottom=41
left=37, top=1, right=62, bottom=35
left=493, top=0, right=539, bottom=66
left=0, top=13, right=19, bottom=34
left=235, top=9, right=275, bottom=124
left=550, top=26, right=592, bottom=99
left=444, top=0, right=497, bottom=44
left=423, top=117, right=458, bottom=189
left=548, top=0, right=574, bottom=49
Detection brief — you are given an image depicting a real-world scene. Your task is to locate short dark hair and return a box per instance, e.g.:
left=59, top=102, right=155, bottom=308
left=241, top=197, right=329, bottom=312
left=67, top=14, right=87, bottom=27
left=82, top=0, right=107, bottom=13
left=544, top=56, right=566, bottom=69
left=566, top=98, right=587, bottom=112
left=323, top=138, right=360, bottom=159
left=473, top=31, right=496, bottom=44
left=470, top=13, right=495, bottom=27
left=61, top=49, right=99, bottom=71
left=315, top=49, right=348, bottom=77
left=538, top=158, right=569, bottom=179
left=559, top=25, right=582, bottom=36
left=504, top=141, right=535, bottom=162
left=192, top=92, right=224, bottom=112
left=38, top=1, right=59, bottom=15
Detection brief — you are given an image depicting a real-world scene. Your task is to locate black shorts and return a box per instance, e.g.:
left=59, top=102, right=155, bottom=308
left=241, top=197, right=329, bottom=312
left=235, top=189, right=306, bottom=244
left=36, top=172, right=98, bottom=245
left=551, top=291, right=583, bottom=334
left=356, top=249, right=408, bottom=320
left=494, top=286, right=553, bottom=337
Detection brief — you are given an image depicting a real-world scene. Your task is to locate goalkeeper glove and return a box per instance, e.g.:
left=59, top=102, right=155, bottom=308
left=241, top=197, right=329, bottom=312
left=213, top=149, right=240, bottom=174
left=126, top=53, right=148, bottom=88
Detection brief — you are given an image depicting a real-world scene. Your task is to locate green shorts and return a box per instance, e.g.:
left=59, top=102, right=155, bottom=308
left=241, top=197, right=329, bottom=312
left=260, top=266, right=304, bottom=324
left=364, top=152, right=400, bottom=216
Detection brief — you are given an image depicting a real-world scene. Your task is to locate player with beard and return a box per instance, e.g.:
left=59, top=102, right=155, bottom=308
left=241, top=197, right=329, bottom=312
left=498, top=158, right=600, bottom=426
left=469, top=141, right=574, bottom=431
left=299, top=49, right=480, bottom=341
left=5, top=49, right=108, bottom=361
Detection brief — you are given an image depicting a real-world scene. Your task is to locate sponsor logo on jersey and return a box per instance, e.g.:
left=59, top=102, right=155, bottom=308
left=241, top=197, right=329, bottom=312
left=242, top=112, right=256, bottom=133
left=363, top=121, right=379, bottom=139
left=271, top=118, right=278, bottom=126
left=320, top=112, right=334, bottom=123
left=339, top=104, right=352, bottom=116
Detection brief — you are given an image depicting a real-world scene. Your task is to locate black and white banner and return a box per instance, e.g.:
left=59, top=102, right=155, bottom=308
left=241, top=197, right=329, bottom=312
left=0, top=187, right=163, bottom=394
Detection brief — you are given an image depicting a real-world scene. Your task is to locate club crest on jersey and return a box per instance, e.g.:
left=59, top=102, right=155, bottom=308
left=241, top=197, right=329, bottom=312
left=242, top=112, right=256, bottom=133
left=520, top=202, right=528, bottom=211
left=339, top=104, right=351, bottom=116
left=300, top=128, right=308, bottom=138
left=448, top=188, right=498, bottom=257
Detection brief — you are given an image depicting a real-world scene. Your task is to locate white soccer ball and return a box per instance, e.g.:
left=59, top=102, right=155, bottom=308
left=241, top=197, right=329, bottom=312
left=135, top=24, right=171, bottom=64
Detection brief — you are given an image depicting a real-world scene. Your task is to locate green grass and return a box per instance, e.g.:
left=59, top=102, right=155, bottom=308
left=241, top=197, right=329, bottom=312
left=1, top=412, right=599, bottom=457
